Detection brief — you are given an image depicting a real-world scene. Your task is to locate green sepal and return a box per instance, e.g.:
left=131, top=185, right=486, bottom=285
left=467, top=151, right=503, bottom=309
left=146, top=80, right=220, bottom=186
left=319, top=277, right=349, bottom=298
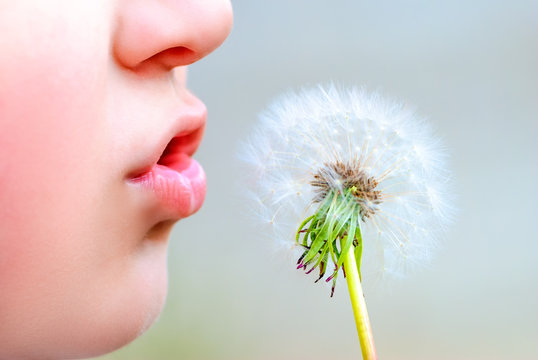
left=303, top=228, right=327, bottom=264
left=354, top=225, right=363, bottom=281
left=295, top=214, right=314, bottom=243
left=337, top=206, right=358, bottom=269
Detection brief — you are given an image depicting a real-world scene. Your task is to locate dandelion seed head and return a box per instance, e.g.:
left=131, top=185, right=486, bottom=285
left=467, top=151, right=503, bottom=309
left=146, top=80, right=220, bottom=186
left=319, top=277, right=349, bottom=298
left=240, top=85, right=453, bottom=287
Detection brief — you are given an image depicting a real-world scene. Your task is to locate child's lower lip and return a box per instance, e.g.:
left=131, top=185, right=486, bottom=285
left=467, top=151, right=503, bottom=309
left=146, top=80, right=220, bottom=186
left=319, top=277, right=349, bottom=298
left=128, top=154, right=206, bottom=219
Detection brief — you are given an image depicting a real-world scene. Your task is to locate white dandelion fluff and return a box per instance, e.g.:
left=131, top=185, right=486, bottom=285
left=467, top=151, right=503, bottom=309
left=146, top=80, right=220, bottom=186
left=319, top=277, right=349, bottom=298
left=240, top=84, right=454, bottom=359
left=240, top=85, right=453, bottom=295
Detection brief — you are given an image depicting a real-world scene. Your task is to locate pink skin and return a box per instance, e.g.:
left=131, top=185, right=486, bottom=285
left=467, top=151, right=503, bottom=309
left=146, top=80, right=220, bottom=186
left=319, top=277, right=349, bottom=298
left=0, top=1, right=232, bottom=359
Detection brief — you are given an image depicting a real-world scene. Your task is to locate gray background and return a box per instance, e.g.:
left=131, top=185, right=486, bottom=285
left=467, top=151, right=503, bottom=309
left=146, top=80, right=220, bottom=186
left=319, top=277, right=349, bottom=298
left=97, top=1, right=538, bottom=359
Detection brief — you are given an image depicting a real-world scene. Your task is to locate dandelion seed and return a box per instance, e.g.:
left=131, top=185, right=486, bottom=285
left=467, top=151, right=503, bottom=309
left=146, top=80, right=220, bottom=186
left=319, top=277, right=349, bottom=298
left=239, top=85, right=453, bottom=360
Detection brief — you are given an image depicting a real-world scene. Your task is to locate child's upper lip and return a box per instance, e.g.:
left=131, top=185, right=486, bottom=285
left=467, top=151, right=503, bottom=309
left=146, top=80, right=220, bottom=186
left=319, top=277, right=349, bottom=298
left=127, top=98, right=207, bottom=179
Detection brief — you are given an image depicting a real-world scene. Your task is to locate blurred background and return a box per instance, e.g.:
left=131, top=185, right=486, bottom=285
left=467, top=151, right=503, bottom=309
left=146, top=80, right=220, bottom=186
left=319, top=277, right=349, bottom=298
left=96, top=0, right=538, bottom=359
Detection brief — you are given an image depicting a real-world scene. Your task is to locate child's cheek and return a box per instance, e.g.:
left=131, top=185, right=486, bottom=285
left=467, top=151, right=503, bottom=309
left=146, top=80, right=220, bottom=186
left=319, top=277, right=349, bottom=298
left=0, top=1, right=111, bottom=188
left=0, top=54, right=108, bottom=279
left=0, top=2, right=109, bottom=264
left=0, top=5, right=110, bottom=256
left=0, top=3, right=165, bottom=357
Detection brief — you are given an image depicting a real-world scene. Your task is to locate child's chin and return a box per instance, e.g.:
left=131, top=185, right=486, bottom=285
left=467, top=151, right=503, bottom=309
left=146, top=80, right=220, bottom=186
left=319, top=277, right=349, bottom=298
left=91, top=287, right=168, bottom=358
left=89, top=243, right=170, bottom=357
left=70, top=241, right=170, bottom=359
left=0, top=229, right=171, bottom=360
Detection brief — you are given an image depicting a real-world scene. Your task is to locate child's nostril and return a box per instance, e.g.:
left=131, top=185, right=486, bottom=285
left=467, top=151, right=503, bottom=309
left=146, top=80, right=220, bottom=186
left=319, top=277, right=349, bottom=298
left=149, top=47, right=197, bottom=69
left=131, top=47, right=197, bottom=73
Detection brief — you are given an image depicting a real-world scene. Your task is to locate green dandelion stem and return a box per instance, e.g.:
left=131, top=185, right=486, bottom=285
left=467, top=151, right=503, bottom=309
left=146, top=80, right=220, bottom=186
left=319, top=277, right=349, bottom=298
left=343, top=241, right=377, bottom=360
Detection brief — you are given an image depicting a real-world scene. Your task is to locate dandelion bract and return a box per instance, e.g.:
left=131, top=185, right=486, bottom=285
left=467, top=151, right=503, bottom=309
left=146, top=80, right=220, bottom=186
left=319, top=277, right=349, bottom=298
left=241, top=85, right=452, bottom=295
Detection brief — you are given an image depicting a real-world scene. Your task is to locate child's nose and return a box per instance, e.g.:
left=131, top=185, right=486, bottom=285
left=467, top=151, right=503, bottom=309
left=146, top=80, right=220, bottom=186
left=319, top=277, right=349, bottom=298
left=113, top=0, right=233, bottom=71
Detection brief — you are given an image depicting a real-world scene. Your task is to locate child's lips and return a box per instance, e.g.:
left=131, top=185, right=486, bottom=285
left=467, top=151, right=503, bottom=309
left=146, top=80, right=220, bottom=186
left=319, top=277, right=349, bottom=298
left=126, top=100, right=208, bottom=220
left=129, top=153, right=206, bottom=219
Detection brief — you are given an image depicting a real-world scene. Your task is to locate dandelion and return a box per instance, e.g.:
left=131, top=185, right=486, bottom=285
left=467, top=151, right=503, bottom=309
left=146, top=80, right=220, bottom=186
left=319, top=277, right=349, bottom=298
left=240, top=85, right=452, bottom=359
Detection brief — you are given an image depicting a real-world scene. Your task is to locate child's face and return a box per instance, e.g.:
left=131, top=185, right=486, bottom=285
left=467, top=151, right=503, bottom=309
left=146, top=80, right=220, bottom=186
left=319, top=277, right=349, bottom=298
left=0, top=1, right=232, bottom=358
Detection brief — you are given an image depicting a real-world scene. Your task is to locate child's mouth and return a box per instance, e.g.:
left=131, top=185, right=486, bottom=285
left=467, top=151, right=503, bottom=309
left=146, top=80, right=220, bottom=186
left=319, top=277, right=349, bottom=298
left=156, top=136, right=198, bottom=171
left=128, top=133, right=207, bottom=220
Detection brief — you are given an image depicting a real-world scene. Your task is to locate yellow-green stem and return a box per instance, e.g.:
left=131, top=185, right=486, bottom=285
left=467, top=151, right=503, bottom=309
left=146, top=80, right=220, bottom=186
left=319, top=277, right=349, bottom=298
left=343, top=247, right=377, bottom=360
